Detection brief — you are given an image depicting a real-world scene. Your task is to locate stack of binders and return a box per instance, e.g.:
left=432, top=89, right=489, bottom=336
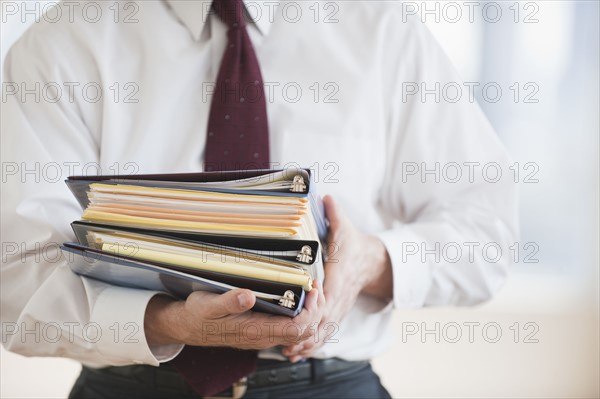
left=61, top=168, right=327, bottom=317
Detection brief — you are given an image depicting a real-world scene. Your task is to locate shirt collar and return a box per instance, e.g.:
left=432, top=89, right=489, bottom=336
left=166, top=0, right=276, bottom=40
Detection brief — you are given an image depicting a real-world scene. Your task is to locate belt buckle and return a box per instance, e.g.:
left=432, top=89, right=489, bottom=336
left=206, top=377, right=248, bottom=399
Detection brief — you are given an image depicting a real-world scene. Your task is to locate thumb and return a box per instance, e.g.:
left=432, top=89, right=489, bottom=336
left=204, top=289, right=256, bottom=319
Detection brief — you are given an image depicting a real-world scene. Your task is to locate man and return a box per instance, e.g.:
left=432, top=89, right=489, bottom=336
left=1, top=1, right=518, bottom=398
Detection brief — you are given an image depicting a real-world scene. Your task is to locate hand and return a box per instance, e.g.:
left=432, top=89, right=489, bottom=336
left=145, top=283, right=325, bottom=350
left=282, top=195, right=393, bottom=361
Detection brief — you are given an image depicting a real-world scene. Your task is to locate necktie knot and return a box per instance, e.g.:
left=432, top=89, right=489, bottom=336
left=213, top=0, right=247, bottom=29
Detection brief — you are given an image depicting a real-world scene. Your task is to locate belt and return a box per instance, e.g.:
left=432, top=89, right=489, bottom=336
left=85, top=357, right=370, bottom=398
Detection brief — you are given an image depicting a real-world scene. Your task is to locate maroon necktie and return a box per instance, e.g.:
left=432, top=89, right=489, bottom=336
left=203, top=0, right=270, bottom=172
left=169, top=0, right=267, bottom=396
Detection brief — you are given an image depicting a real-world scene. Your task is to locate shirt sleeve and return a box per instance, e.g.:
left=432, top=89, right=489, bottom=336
left=376, top=14, right=519, bottom=308
left=0, top=22, right=183, bottom=367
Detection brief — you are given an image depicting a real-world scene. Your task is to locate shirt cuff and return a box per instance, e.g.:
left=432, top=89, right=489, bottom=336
left=92, top=286, right=184, bottom=366
left=375, top=228, right=432, bottom=308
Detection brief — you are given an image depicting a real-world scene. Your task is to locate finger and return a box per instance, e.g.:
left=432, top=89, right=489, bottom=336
left=314, top=288, right=326, bottom=329
left=289, top=355, right=304, bottom=363
left=278, top=288, right=320, bottom=344
left=285, top=337, right=317, bottom=356
left=323, top=263, right=344, bottom=300
left=283, top=283, right=328, bottom=357
left=203, top=289, right=256, bottom=319
left=298, top=343, right=316, bottom=355
left=323, top=195, right=343, bottom=230
left=316, top=280, right=326, bottom=308
left=293, top=286, right=319, bottom=324
left=306, top=282, right=327, bottom=336
left=305, top=284, right=319, bottom=312
left=296, top=291, right=321, bottom=327
left=282, top=342, right=304, bottom=357
left=284, top=336, right=316, bottom=353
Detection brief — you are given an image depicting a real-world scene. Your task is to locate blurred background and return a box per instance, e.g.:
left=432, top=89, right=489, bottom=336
left=1, top=1, right=598, bottom=397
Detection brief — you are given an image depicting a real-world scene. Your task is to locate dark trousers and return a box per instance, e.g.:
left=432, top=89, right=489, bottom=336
left=69, top=360, right=392, bottom=399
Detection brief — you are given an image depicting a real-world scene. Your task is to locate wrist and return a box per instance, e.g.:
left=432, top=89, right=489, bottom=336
left=144, top=294, right=186, bottom=346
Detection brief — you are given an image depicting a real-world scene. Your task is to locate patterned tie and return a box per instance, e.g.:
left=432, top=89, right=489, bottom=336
left=203, top=0, right=270, bottom=172
left=169, top=0, right=266, bottom=395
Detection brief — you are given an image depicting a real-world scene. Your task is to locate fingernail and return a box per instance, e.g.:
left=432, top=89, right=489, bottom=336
left=310, top=290, right=319, bottom=307
left=237, top=293, right=248, bottom=307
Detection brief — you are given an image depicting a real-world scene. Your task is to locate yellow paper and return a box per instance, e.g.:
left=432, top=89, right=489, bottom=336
left=90, top=231, right=307, bottom=275
left=90, top=183, right=308, bottom=205
left=87, top=205, right=303, bottom=227
left=103, top=242, right=312, bottom=290
left=83, top=210, right=298, bottom=237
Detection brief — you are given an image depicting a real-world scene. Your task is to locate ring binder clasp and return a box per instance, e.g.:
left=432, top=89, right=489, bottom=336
left=278, top=290, right=296, bottom=309
left=290, top=175, right=307, bottom=193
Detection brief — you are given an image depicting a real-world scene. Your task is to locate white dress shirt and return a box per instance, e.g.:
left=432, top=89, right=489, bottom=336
left=1, top=0, right=518, bottom=367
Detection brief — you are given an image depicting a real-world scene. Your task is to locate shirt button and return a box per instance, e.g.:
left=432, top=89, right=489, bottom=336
left=224, top=114, right=230, bottom=120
